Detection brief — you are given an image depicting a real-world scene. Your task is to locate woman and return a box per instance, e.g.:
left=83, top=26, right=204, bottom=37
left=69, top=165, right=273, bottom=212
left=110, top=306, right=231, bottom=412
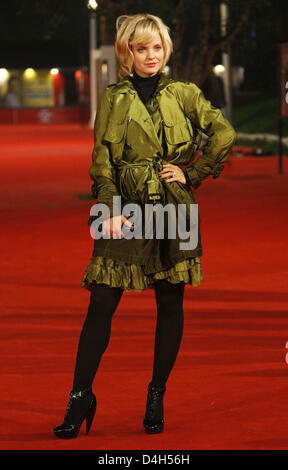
left=54, top=13, right=236, bottom=439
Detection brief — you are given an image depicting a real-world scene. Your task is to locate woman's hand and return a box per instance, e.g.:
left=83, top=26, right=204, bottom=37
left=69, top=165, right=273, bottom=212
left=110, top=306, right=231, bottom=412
left=158, top=163, right=186, bottom=184
left=102, top=215, right=134, bottom=239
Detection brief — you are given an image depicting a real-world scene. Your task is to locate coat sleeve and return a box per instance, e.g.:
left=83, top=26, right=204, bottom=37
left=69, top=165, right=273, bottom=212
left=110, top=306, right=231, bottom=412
left=89, top=87, right=120, bottom=215
left=175, top=82, right=237, bottom=189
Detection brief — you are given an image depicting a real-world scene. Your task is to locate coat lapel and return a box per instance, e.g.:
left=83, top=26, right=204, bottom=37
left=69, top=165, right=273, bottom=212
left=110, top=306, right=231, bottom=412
left=113, top=73, right=172, bottom=155
left=128, top=96, right=163, bottom=154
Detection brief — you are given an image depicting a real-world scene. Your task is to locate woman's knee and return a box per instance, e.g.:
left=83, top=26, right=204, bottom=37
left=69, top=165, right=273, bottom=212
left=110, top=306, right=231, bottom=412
left=88, top=283, right=123, bottom=316
left=155, top=280, right=185, bottom=313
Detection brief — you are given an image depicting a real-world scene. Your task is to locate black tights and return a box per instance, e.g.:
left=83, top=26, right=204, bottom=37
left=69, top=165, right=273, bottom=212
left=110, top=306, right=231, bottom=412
left=72, top=280, right=185, bottom=391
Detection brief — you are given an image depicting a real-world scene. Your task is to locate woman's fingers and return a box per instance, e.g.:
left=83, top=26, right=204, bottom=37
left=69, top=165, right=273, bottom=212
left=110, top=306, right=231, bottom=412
left=159, top=164, right=173, bottom=172
left=159, top=164, right=178, bottom=178
left=165, top=173, right=186, bottom=184
left=102, top=217, right=112, bottom=237
left=159, top=164, right=186, bottom=184
left=121, top=215, right=134, bottom=229
left=102, top=215, right=134, bottom=239
left=111, top=215, right=122, bottom=239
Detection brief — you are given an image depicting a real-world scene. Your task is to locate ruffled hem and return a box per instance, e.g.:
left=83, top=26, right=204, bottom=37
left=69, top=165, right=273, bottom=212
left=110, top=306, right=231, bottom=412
left=81, top=255, right=203, bottom=292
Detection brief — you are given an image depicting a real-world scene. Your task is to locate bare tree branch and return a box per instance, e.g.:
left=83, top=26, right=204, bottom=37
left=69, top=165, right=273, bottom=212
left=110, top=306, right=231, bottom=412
left=211, top=4, right=250, bottom=54
left=170, top=0, right=185, bottom=79
left=198, top=1, right=212, bottom=48
left=175, top=0, right=251, bottom=85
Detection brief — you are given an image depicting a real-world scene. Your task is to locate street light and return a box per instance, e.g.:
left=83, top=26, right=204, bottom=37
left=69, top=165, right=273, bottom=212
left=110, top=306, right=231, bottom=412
left=220, top=2, right=232, bottom=121
left=88, top=0, right=98, bottom=9
left=213, top=64, right=225, bottom=75
left=88, top=0, right=99, bottom=127
left=50, top=68, right=60, bottom=75
left=0, top=68, right=9, bottom=83
left=88, top=0, right=98, bottom=50
left=23, top=68, right=36, bottom=79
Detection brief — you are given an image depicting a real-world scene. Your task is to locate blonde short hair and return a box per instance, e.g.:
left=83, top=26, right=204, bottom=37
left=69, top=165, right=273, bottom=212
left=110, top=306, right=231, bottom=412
left=115, top=14, right=173, bottom=80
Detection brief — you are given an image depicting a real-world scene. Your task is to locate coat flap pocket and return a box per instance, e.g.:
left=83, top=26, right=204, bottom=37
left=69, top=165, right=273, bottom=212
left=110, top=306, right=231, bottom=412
left=163, top=120, right=192, bottom=144
left=103, top=121, right=126, bottom=143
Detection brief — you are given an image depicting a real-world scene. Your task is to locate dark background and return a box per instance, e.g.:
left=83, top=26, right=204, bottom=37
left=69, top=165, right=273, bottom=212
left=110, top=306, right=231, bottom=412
left=1, top=0, right=288, bottom=90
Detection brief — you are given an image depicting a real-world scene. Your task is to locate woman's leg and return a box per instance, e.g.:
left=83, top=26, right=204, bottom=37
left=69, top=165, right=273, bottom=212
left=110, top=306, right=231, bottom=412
left=151, top=279, right=185, bottom=388
left=54, top=283, right=123, bottom=432
left=72, top=283, right=124, bottom=391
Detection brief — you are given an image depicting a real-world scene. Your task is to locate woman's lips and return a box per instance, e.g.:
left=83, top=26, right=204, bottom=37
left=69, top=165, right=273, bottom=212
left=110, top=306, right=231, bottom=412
left=146, top=63, right=157, bottom=67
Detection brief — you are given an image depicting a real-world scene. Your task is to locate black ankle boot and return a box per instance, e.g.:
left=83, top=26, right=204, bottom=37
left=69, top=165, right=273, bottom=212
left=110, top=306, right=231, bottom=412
left=143, top=382, right=166, bottom=434
left=54, top=388, right=97, bottom=439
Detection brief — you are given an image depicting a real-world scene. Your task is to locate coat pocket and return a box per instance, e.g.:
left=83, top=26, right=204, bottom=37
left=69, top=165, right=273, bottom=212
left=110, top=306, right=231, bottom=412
left=163, top=119, right=192, bottom=144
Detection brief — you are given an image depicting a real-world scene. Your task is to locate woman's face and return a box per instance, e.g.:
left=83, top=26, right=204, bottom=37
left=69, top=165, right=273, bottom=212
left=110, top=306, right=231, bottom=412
left=131, top=32, right=164, bottom=78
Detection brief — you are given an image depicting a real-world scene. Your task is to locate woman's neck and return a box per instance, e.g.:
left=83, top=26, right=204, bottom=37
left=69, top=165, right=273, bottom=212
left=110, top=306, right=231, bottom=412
left=132, top=70, right=161, bottom=80
left=130, top=71, right=161, bottom=104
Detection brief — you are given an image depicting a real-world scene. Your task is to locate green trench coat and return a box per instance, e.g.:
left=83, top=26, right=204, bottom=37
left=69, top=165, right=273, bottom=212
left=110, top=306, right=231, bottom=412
left=84, top=72, right=236, bottom=288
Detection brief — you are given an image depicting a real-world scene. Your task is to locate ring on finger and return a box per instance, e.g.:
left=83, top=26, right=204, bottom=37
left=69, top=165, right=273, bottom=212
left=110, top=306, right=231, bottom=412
left=172, top=171, right=177, bottom=178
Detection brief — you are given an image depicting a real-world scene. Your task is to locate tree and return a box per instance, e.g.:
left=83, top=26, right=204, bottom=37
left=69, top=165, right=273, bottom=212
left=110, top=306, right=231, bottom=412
left=171, top=0, right=251, bottom=85
left=0, top=0, right=277, bottom=89
left=97, top=0, right=252, bottom=85
left=0, top=0, right=90, bottom=67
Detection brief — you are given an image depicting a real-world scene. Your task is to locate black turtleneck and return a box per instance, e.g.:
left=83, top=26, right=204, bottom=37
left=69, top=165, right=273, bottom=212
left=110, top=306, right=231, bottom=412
left=130, top=71, right=161, bottom=104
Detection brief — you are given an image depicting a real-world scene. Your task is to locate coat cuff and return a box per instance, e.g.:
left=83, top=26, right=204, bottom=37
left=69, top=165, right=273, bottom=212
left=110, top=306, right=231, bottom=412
left=183, top=170, right=192, bottom=187
left=91, top=178, right=121, bottom=217
left=185, top=165, right=201, bottom=189
left=211, top=163, right=225, bottom=179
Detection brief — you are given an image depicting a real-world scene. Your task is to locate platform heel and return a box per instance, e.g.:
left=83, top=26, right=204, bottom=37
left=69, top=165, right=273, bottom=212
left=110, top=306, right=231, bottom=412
left=54, top=388, right=97, bottom=439
left=143, top=382, right=166, bottom=434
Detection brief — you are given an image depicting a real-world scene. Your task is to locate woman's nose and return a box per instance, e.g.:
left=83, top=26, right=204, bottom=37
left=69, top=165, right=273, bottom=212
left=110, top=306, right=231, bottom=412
left=146, top=49, right=156, bottom=59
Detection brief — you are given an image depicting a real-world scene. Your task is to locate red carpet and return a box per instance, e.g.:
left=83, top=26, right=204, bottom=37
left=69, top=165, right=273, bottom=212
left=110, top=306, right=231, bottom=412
left=0, top=125, right=288, bottom=450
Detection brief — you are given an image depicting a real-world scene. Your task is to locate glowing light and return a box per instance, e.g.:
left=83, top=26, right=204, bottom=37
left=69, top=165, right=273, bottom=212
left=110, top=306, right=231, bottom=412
left=213, top=64, right=225, bottom=75
left=0, top=68, right=9, bottom=82
left=50, top=68, right=59, bottom=75
left=163, top=65, right=170, bottom=76
left=23, top=68, right=36, bottom=79
left=88, top=0, right=98, bottom=9
left=101, top=63, right=108, bottom=75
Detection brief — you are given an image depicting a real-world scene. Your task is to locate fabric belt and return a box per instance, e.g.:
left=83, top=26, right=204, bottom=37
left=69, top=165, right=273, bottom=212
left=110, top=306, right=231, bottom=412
left=115, top=156, right=168, bottom=203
